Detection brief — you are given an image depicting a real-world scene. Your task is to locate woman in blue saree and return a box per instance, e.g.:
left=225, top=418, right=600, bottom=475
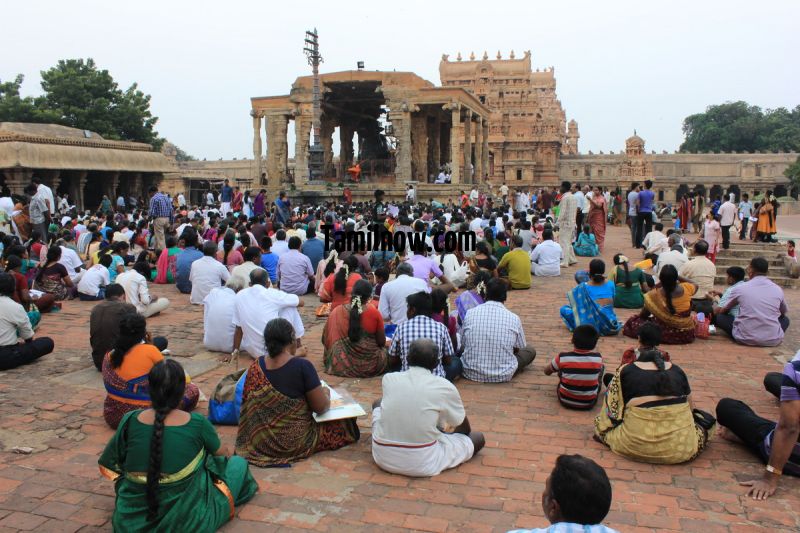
left=573, top=225, right=599, bottom=257
left=560, top=259, right=620, bottom=336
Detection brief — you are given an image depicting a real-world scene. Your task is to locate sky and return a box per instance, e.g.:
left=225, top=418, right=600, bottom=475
left=3, top=0, right=798, bottom=160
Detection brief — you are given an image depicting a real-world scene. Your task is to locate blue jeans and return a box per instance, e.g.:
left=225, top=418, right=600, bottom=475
left=78, top=287, right=105, bottom=301
left=443, top=356, right=463, bottom=383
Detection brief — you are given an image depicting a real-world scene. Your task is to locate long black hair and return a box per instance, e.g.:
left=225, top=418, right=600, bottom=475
left=634, top=324, right=675, bottom=397
left=111, top=312, right=147, bottom=368
left=222, top=231, right=236, bottom=265
left=145, top=359, right=187, bottom=522
left=659, top=264, right=679, bottom=315
left=334, top=255, right=359, bottom=295
left=613, top=254, right=632, bottom=289
left=347, top=280, right=373, bottom=342
left=35, top=246, right=62, bottom=282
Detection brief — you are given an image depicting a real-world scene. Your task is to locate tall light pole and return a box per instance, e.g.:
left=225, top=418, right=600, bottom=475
left=304, top=28, right=323, bottom=180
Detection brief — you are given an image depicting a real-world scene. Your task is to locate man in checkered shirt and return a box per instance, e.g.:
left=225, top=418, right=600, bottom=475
left=461, top=278, right=536, bottom=382
left=148, top=185, right=174, bottom=252
left=388, top=291, right=462, bottom=382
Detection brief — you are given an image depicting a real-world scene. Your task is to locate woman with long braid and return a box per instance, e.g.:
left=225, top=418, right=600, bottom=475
left=99, top=359, right=257, bottom=531
left=102, top=313, right=199, bottom=428
left=595, top=322, right=714, bottom=464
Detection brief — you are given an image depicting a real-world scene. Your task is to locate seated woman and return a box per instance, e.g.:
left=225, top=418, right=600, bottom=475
left=455, top=270, right=492, bottom=330
left=560, top=259, right=620, bottom=336
left=5, top=255, right=55, bottom=322
left=323, top=280, right=388, bottom=378
left=103, top=313, right=199, bottom=429
left=237, top=318, right=360, bottom=466
left=33, top=246, right=75, bottom=301
left=492, top=231, right=510, bottom=262
left=622, top=264, right=697, bottom=344
left=99, top=359, right=257, bottom=532
left=319, top=255, right=362, bottom=311
left=610, top=254, right=648, bottom=308
left=431, top=288, right=458, bottom=353
left=315, top=249, right=341, bottom=294
left=573, top=225, right=599, bottom=257
left=154, top=236, right=181, bottom=284
left=372, top=338, right=485, bottom=477
left=595, top=323, right=714, bottom=464
left=469, top=241, right=497, bottom=275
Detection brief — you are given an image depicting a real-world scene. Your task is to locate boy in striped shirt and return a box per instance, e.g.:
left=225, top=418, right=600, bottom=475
left=544, top=324, right=603, bottom=409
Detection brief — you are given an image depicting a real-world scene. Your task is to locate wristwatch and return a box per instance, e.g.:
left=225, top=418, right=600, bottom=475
left=766, top=464, right=781, bottom=476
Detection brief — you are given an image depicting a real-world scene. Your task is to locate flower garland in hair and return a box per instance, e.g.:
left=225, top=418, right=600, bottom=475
left=342, top=264, right=349, bottom=277
left=326, top=249, right=338, bottom=263
left=476, top=280, right=487, bottom=297
left=618, top=255, right=629, bottom=264
left=351, top=295, right=363, bottom=313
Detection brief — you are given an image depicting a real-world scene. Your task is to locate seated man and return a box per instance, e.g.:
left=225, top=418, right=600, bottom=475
left=642, top=222, right=668, bottom=260
left=77, top=254, right=112, bottom=301
left=461, top=278, right=536, bottom=382
left=229, top=246, right=263, bottom=290
left=388, top=291, right=461, bottom=382
left=116, top=261, right=170, bottom=318
left=529, top=229, right=562, bottom=277
left=711, top=266, right=746, bottom=322
left=715, top=257, right=789, bottom=346
left=497, top=235, right=532, bottom=289
left=175, top=230, right=203, bottom=294
left=0, top=272, right=55, bottom=370
left=372, top=338, right=485, bottom=477
left=230, top=268, right=305, bottom=360
left=190, top=241, right=231, bottom=305
left=277, top=236, right=314, bottom=295
left=378, top=262, right=429, bottom=325
left=678, top=239, right=716, bottom=315
left=202, top=281, right=239, bottom=353
left=508, top=454, right=618, bottom=533
left=653, top=234, right=687, bottom=276
left=716, top=348, right=800, bottom=500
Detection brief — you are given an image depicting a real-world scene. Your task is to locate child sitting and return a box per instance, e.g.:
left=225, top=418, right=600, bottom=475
left=373, top=267, right=389, bottom=300
left=544, top=324, right=603, bottom=410
left=603, top=322, right=670, bottom=387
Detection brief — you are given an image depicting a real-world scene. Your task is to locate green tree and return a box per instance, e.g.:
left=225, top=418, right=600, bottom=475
left=0, top=58, right=160, bottom=146
left=680, top=101, right=800, bottom=153
left=173, top=144, right=196, bottom=161
left=785, top=156, right=800, bottom=190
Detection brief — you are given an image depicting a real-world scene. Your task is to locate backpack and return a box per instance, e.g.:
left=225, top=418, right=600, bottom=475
left=207, top=368, right=247, bottom=425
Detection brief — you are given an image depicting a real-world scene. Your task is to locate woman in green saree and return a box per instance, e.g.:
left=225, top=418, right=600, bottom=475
left=154, top=236, right=180, bottom=284
left=99, top=359, right=257, bottom=533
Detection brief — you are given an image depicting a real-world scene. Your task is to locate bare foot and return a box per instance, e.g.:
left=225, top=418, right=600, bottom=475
left=717, top=425, right=743, bottom=444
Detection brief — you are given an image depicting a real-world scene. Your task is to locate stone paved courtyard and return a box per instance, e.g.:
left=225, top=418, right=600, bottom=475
left=0, top=223, right=799, bottom=532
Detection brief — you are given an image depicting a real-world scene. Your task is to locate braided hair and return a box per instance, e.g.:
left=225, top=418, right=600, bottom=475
left=111, top=312, right=147, bottom=368
left=145, top=359, right=187, bottom=522
left=347, top=280, right=373, bottom=342
left=635, top=344, right=675, bottom=396
left=334, top=255, right=359, bottom=295
left=613, top=253, right=632, bottom=289
left=222, top=230, right=236, bottom=265
left=659, top=264, right=679, bottom=315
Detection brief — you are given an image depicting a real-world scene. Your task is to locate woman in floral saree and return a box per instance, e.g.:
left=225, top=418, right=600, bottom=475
left=560, top=259, right=620, bottom=336
left=154, top=236, right=180, bottom=284
left=99, top=359, right=257, bottom=533
left=323, top=280, right=388, bottom=378
left=236, top=318, right=359, bottom=466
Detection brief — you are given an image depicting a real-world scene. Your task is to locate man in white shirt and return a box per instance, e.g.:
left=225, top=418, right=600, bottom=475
left=177, top=192, right=187, bottom=208
left=469, top=187, right=479, bottom=204
left=228, top=246, right=262, bottom=290
left=434, top=171, right=447, bottom=184
left=515, top=190, right=530, bottom=212
left=738, top=193, right=753, bottom=240
left=271, top=230, right=289, bottom=258
left=718, top=196, right=737, bottom=250
left=116, top=262, right=170, bottom=317
left=230, top=268, right=305, bottom=359
left=573, top=184, right=586, bottom=230
left=556, top=181, right=578, bottom=267
left=371, top=338, right=484, bottom=478
left=378, top=263, right=430, bottom=324
left=641, top=223, right=669, bottom=258
left=530, top=229, right=562, bottom=277
left=33, top=177, right=55, bottom=215
left=206, top=190, right=215, bottom=206
left=678, top=239, right=717, bottom=315
left=77, top=256, right=111, bottom=300
left=58, top=243, right=85, bottom=284
left=116, top=195, right=126, bottom=212
left=654, top=234, right=688, bottom=276
left=0, top=273, right=54, bottom=370
left=500, top=183, right=509, bottom=204
left=406, top=185, right=416, bottom=203
left=190, top=242, right=231, bottom=305
left=202, top=285, right=238, bottom=352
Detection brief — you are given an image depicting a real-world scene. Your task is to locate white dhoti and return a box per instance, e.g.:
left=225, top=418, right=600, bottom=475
left=559, top=225, right=577, bottom=267
left=532, top=263, right=561, bottom=277
left=220, top=202, right=231, bottom=217
left=370, top=407, right=474, bottom=477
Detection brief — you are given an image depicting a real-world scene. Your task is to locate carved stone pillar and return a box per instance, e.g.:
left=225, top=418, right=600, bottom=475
left=251, top=111, right=263, bottom=181
left=127, top=173, right=142, bottom=199
left=427, top=117, right=440, bottom=182
left=463, top=113, right=473, bottom=183
left=320, top=114, right=335, bottom=178
left=482, top=121, right=490, bottom=181
left=266, top=115, right=289, bottom=185
left=3, top=169, right=32, bottom=195
left=411, top=113, right=428, bottom=182
left=339, top=121, right=355, bottom=169
left=474, top=116, right=483, bottom=184
left=73, top=171, right=89, bottom=212
left=389, top=109, right=413, bottom=184
left=294, top=116, right=312, bottom=184
left=450, top=106, right=461, bottom=184
left=106, top=172, right=120, bottom=200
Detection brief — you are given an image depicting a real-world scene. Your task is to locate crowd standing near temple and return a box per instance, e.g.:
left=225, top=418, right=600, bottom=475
left=0, top=176, right=797, bottom=531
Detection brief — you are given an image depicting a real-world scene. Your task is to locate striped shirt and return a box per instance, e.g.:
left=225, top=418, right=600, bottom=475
left=148, top=192, right=174, bottom=220
left=764, top=350, right=800, bottom=475
left=550, top=350, right=603, bottom=409
left=509, top=523, right=619, bottom=533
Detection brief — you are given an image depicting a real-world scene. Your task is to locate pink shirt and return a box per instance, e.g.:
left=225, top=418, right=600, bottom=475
left=725, top=275, right=788, bottom=346
left=406, top=255, right=443, bottom=282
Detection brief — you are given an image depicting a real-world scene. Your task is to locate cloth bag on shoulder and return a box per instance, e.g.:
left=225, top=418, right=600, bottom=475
left=208, top=368, right=247, bottom=425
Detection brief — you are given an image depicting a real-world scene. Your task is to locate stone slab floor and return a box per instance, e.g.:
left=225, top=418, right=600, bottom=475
left=0, top=223, right=798, bottom=532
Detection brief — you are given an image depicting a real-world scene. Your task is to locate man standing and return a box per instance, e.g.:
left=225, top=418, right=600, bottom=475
left=25, top=184, right=49, bottom=240
left=500, top=183, right=509, bottom=206
left=220, top=179, right=233, bottom=216
left=636, top=180, right=655, bottom=248
left=573, top=184, right=585, bottom=231
left=116, top=194, right=126, bottom=213
left=378, top=263, right=429, bottom=324
left=231, top=268, right=305, bottom=359
left=206, top=189, right=215, bottom=207
left=469, top=186, right=479, bottom=206
left=32, top=177, right=55, bottom=216
left=738, top=193, right=753, bottom=240
left=189, top=242, right=231, bottom=304
left=556, top=181, right=578, bottom=267
left=718, top=195, right=737, bottom=249
left=461, top=279, right=536, bottom=383
left=406, top=184, right=416, bottom=204
left=148, top=186, right=173, bottom=252
left=626, top=182, right=640, bottom=247
left=278, top=236, right=314, bottom=295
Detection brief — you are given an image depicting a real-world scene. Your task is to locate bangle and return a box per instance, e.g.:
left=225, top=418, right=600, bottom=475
left=231, top=349, right=240, bottom=356
left=766, top=464, right=781, bottom=476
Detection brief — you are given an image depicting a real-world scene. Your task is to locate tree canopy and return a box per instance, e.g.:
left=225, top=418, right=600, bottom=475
left=0, top=59, right=160, bottom=147
left=680, top=101, right=800, bottom=153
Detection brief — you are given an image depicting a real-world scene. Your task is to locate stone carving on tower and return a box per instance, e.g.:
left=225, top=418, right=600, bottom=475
left=619, top=131, right=653, bottom=180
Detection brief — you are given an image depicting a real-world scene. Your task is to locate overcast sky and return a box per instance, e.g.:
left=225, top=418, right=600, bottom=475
left=3, top=0, right=797, bottom=159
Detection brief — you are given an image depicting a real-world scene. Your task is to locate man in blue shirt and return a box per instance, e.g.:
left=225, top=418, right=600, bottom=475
left=636, top=180, right=655, bottom=249
left=175, top=231, right=203, bottom=293
left=220, top=179, right=233, bottom=217
left=301, top=227, right=325, bottom=273
left=259, top=236, right=279, bottom=283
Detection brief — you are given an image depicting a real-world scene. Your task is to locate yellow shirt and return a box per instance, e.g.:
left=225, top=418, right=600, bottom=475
left=497, top=248, right=531, bottom=289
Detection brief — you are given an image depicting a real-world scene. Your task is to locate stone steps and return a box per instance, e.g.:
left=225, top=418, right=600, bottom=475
left=714, top=241, right=797, bottom=288
left=715, top=273, right=799, bottom=289
left=715, top=256, right=784, bottom=268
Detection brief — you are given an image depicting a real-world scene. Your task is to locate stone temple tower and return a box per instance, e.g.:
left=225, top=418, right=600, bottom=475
left=565, top=119, right=579, bottom=155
